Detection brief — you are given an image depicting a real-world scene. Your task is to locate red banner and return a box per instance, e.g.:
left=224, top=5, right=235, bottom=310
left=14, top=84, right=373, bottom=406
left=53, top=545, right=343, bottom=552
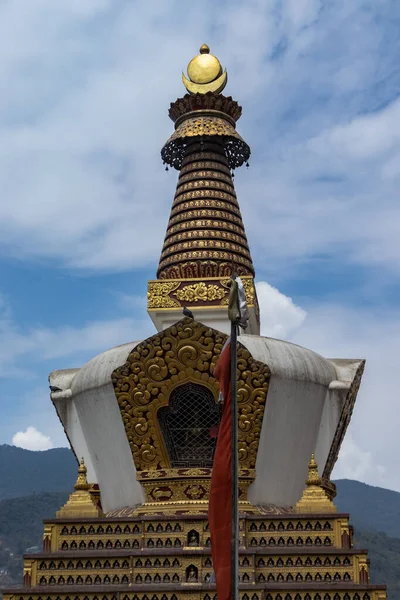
left=208, top=340, right=232, bottom=600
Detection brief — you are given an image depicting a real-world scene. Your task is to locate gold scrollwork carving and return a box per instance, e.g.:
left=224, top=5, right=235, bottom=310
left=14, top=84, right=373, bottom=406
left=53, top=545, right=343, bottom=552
left=147, top=281, right=181, bottom=309
left=112, top=319, right=269, bottom=472
left=169, top=116, right=242, bottom=141
left=147, top=277, right=256, bottom=311
left=173, top=282, right=227, bottom=303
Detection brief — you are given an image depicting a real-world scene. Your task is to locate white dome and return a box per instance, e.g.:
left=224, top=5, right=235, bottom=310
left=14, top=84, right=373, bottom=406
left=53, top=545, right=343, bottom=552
left=49, top=328, right=363, bottom=511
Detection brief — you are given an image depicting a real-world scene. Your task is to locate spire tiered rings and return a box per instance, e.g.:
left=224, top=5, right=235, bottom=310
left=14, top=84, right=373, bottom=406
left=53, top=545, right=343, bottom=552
left=149, top=45, right=259, bottom=334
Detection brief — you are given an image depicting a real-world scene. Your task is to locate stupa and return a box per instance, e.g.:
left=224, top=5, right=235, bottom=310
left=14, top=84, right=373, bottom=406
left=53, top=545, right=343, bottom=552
left=2, top=44, right=386, bottom=600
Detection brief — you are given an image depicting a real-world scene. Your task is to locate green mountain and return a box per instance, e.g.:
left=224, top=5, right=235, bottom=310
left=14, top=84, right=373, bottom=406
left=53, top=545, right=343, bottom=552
left=354, top=529, right=400, bottom=598
left=0, top=445, right=76, bottom=500
left=334, top=478, right=400, bottom=539
left=0, top=492, right=69, bottom=583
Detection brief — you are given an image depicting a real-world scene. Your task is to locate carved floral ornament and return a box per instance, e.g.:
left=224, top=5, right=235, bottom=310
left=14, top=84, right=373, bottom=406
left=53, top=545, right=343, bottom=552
left=111, top=318, right=270, bottom=473
left=174, top=282, right=225, bottom=303
left=147, top=276, right=256, bottom=310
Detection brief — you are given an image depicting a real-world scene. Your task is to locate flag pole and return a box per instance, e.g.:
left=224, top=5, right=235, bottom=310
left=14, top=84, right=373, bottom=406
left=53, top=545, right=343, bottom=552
left=228, top=273, right=240, bottom=600
left=230, top=317, right=239, bottom=600
left=227, top=273, right=249, bottom=600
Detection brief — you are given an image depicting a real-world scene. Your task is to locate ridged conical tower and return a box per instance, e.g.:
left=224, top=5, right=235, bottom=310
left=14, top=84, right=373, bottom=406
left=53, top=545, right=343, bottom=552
left=148, top=45, right=259, bottom=334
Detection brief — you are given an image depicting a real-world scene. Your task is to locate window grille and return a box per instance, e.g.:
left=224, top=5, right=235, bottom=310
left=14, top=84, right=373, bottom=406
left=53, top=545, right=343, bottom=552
left=158, top=382, right=220, bottom=467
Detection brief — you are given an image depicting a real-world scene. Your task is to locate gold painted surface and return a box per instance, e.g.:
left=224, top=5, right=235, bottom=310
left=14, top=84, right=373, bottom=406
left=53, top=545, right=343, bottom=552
left=140, top=476, right=253, bottom=506
left=182, top=71, right=227, bottom=95
left=182, top=44, right=227, bottom=95
left=111, top=319, right=269, bottom=472
left=165, top=229, right=247, bottom=247
left=167, top=208, right=244, bottom=227
left=159, top=251, right=254, bottom=273
left=56, top=458, right=103, bottom=518
left=43, top=524, right=53, bottom=551
left=168, top=115, right=241, bottom=141
left=2, top=593, right=388, bottom=600
left=180, top=160, right=232, bottom=175
left=137, top=467, right=255, bottom=481
left=166, top=219, right=245, bottom=236
left=147, top=277, right=255, bottom=311
left=7, top=509, right=387, bottom=600
left=147, top=281, right=181, bottom=309
left=168, top=93, right=242, bottom=124
left=169, top=199, right=241, bottom=217
left=173, top=282, right=226, bottom=303
left=172, top=189, right=239, bottom=206
left=187, top=45, right=221, bottom=84
left=176, top=177, right=237, bottom=193
left=159, top=260, right=251, bottom=280
left=178, top=169, right=234, bottom=185
left=295, top=455, right=337, bottom=515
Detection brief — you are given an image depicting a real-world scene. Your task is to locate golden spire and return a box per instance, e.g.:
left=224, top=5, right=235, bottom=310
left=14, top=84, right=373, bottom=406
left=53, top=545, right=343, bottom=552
left=294, top=454, right=337, bottom=514
left=57, top=457, right=103, bottom=518
left=182, top=44, right=227, bottom=94
left=306, top=453, right=321, bottom=485
left=74, top=456, right=90, bottom=490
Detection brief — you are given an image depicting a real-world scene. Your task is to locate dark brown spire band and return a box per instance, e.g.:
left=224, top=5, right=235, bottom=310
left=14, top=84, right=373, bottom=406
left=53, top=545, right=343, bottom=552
left=157, top=139, right=255, bottom=280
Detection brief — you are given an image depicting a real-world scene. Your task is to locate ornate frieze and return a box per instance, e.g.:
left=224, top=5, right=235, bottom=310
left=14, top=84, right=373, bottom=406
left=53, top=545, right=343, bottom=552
left=158, top=250, right=254, bottom=275
left=147, top=276, right=256, bottom=311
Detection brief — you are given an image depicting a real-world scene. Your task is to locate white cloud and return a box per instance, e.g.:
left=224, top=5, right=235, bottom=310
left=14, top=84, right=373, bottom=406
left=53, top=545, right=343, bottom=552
left=289, top=301, right=400, bottom=492
left=332, top=433, right=387, bottom=485
left=0, top=0, right=397, bottom=275
left=256, top=281, right=307, bottom=338
left=308, top=97, right=400, bottom=161
left=12, top=426, right=53, bottom=451
left=252, top=281, right=399, bottom=491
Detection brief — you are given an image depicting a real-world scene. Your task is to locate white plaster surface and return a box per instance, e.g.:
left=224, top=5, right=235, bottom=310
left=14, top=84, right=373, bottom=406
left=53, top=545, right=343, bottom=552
left=49, top=325, right=363, bottom=510
left=239, top=335, right=363, bottom=507
left=149, top=306, right=260, bottom=336
left=50, top=343, right=145, bottom=513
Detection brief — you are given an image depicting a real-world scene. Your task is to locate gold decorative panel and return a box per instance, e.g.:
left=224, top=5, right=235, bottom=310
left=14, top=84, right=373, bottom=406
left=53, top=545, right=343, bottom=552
left=148, top=276, right=256, bottom=311
left=111, top=318, right=269, bottom=473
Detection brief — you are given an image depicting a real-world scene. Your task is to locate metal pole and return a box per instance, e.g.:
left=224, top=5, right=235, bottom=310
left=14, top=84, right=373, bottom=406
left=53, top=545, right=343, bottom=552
left=231, top=320, right=239, bottom=600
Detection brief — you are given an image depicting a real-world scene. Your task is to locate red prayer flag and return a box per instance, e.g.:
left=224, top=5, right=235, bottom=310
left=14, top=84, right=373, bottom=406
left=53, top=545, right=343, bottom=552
left=208, top=339, right=232, bottom=600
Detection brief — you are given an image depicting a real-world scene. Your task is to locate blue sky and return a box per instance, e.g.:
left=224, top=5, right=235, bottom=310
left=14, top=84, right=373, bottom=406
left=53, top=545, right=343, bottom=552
left=1, top=0, right=400, bottom=490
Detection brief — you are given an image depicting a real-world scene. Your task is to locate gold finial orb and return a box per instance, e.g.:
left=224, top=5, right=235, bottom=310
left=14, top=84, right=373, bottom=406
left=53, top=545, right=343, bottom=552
left=182, top=44, right=227, bottom=94
left=187, top=44, right=222, bottom=84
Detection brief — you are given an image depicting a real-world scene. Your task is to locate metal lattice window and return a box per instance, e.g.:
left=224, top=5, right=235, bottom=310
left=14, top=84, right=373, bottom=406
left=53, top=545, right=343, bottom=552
left=158, top=382, right=220, bottom=468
